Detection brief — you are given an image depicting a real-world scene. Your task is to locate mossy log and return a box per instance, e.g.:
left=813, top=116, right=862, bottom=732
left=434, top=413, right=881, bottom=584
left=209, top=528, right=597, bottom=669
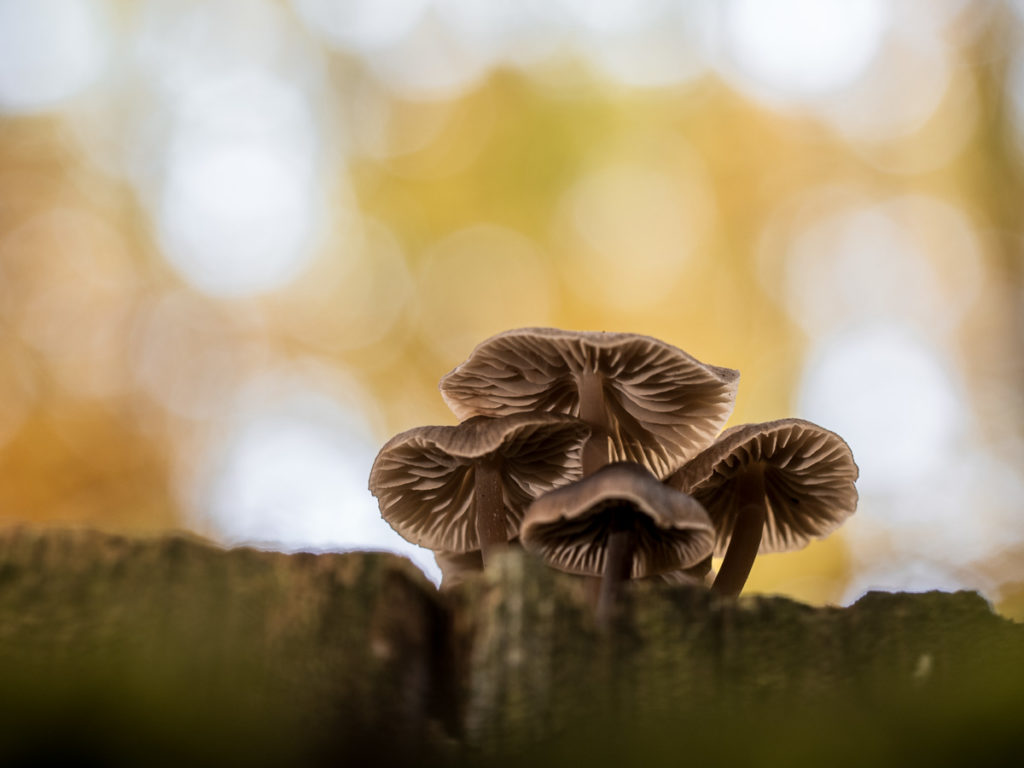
left=0, top=527, right=456, bottom=766
left=0, top=527, right=1021, bottom=766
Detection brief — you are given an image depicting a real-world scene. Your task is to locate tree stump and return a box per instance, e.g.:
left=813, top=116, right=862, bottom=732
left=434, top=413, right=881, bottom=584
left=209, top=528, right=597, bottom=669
left=0, top=527, right=1020, bottom=766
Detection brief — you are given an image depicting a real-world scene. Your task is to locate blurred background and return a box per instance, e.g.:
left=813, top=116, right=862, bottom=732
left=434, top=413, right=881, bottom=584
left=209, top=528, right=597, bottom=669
left=0, top=0, right=1021, bottom=615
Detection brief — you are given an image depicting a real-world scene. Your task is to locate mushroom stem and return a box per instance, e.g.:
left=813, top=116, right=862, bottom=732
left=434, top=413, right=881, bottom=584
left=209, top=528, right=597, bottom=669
left=596, top=506, right=636, bottom=629
left=578, top=371, right=610, bottom=476
left=712, top=465, right=766, bottom=597
left=474, top=457, right=507, bottom=566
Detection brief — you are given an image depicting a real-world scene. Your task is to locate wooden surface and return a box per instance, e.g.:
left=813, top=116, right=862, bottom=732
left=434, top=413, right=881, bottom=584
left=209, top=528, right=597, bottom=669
left=0, top=526, right=1020, bottom=766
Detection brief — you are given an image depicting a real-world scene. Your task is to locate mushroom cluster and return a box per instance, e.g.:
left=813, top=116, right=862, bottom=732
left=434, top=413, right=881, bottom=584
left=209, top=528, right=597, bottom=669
left=369, top=328, right=858, bottom=621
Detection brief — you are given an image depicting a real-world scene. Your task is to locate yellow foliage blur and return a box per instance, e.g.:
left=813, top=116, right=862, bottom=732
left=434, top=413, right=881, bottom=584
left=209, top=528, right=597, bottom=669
left=0, top=0, right=1021, bottom=609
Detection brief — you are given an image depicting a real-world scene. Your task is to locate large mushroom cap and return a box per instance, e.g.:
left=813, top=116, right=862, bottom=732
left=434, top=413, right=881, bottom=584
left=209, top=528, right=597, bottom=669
left=369, top=412, right=591, bottom=553
left=668, top=418, right=859, bottom=556
left=439, top=327, right=739, bottom=477
left=520, top=462, right=715, bottom=579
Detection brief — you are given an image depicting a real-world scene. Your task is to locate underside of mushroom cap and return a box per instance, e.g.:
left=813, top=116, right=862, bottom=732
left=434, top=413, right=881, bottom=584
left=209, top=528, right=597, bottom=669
left=369, top=413, right=591, bottom=552
left=439, top=327, right=740, bottom=478
left=521, top=462, right=715, bottom=579
left=668, top=418, right=859, bottom=557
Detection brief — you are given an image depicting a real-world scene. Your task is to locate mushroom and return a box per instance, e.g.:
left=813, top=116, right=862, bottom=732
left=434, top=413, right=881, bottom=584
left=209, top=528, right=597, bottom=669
left=658, top=555, right=714, bottom=587
left=433, top=549, right=483, bottom=589
left=433, top=539, right=523, bottom=588
left=520, top=462, right=714, bottom=627
left=369, top=413, right=590, bottom=566
left=439, top=327, right=739, bottom=478
left=667, top=418, right=859, bottom=597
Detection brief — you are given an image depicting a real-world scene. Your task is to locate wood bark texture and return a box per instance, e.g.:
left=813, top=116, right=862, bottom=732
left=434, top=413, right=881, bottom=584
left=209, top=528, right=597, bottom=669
left=0, top=527, right=1020, bottom=766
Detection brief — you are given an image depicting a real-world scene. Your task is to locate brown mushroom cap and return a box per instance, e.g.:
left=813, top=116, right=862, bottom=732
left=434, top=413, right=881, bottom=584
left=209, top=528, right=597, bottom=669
left=369, top=413, right=591, bottom=553
left=668, top=418, right=859, bottom=556
left=439, top=327, right=739, bottom=477
left=520, top=462, right=715, bottom=579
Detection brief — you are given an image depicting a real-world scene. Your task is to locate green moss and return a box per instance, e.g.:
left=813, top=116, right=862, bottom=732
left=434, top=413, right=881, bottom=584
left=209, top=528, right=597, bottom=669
left=1, top=529, right=1020, bottom=766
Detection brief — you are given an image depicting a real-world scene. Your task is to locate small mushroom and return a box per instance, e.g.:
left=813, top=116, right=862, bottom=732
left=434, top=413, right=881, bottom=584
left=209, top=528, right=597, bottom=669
left=369, top=413, right=590, bottom=565
left=521, top=462, right=714, bottom=627
left=433, top=549, right=483, bottom=589
left=440, top=327, right=739, bottom=477
left=658, top=555, right=714, bottom=587
left=667, top=418, right=859, bottom=597
left=433, top=539, right=523, bottom=588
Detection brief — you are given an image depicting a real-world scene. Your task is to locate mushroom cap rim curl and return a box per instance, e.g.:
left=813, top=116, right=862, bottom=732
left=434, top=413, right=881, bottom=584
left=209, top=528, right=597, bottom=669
left=439, top=327, right=740, bottom=477
left=521, top=461, right=716, bottom=579
left=368, top=412, right=592, bottom=553
left=668, top=418, right=859, bottom=557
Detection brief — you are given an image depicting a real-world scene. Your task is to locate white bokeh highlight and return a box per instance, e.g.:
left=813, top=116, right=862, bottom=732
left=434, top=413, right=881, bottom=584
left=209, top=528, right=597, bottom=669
left=798, top=323, right=965, bottom=495
left=291, top=0, right=430, bottom=54
left=125, top=0, right=334, bottom=298
left=363, top=12, right=494, bottom=99
left=570, top=0, right=712, bottom=88
left=818, top=29, right=953, bottom=145
left=0, top=0, right=113, bottom=113
left=721, top=0, right=888, bottom=101
left=195, top=369, right=441, bottom=583
left=795, top=321, right=1024, bottom=607
left=156, top=72, right=322, bottom=296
